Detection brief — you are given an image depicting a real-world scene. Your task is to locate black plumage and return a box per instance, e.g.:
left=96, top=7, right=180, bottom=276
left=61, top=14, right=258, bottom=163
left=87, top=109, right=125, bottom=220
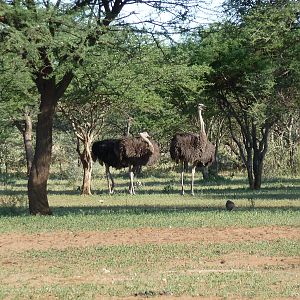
left=170, top=133, right=215, bottom=167
left=92, top=139, right=127, bottom=169
left=170, top=104, right=216, bottom=195
left=92, top=132, right=159, bottom=194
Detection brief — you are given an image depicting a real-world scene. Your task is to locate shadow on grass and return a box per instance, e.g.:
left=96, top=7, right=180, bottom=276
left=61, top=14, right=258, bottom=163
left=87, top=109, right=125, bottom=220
left=203, top=186, right=300, bottom=200
left=1, top=182, right=300, bottom=200
left=52, top=205, right=300, bottom=216
left=1, top=203, right=299, bottom=217
left=1, top=175, right=299, bottom=218
left=90, top=182, right=300, bottom=200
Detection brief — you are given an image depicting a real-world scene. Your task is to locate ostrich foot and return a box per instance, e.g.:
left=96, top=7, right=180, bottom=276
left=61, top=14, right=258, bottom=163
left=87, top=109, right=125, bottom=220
left=128, top=188, right=135, bottom=195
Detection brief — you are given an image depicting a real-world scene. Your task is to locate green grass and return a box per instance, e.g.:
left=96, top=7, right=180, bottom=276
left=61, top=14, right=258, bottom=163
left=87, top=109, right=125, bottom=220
left=0, top=240, right=300, bottom=299
left=0, top=172, right=299, bottom=299
left=0, top=269, right=298, bottom=299
left=0, top=172, right=299, bottom=232
left=0, top=240, right=299, bottom=299
left=0, top=208, right=299, bottom=233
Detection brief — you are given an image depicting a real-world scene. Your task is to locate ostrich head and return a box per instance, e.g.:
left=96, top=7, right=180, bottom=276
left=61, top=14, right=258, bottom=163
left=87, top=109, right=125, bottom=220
left=139, top=132, right=150, bottom=138
left=198, top=103, right=206, bottom=111
left=139, top=132, right=154, bottom=153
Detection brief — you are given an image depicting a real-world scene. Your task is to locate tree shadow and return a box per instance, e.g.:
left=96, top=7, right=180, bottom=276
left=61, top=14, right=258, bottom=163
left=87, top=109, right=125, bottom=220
left=0, top=200, right=299, bottom=217
left=1, top=175, right=299, bottom=218
left=50, top=205, right=300, bottom=216
left=0, top=189, right=27, bottom=196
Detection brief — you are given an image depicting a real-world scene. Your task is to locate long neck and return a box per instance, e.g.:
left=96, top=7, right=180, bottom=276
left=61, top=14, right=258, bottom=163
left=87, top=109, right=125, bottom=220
left=125, top=117, right=132, bottom=136
left=140, top=134, right=155, bottom=153
left=198, top=107, right=206, bottom=136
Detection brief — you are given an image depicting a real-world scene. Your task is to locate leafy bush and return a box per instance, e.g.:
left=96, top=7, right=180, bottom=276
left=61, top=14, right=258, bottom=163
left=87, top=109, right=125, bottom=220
left=0, top=194, right=28, bottom=216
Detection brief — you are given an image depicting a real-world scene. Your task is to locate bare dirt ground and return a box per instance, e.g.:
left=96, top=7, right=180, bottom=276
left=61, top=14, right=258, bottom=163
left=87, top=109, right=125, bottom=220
left=0, top=226, right=299, bottom=300
left=0, top=226, right=299, bottom=252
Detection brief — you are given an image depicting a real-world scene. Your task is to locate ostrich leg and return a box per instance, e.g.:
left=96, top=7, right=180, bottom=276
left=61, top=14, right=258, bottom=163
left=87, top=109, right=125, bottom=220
left=191, top=165, right=196, bottom=196
left=129, top=165, right=135, bottom=195
left=181, top=161, right=185, bottom=195
left=109, top=172, right=115, bottom=194
left=105, top=164, right=114, bottom=194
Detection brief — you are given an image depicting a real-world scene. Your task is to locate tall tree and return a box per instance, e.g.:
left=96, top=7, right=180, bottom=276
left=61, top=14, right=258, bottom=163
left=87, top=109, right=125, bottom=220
left=0, top=0, right=201, bottom=215
left=192, top=1, right=300, bottom=188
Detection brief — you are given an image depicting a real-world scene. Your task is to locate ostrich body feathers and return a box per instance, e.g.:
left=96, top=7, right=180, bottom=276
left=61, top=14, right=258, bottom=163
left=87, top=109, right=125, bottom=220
left=92, top=139, right=127, bottom=169
left=170, top=132, right=215, bottom=167
left=92, top=134, right=160, bottom=195
left=119, top=136, right=160, bottom=167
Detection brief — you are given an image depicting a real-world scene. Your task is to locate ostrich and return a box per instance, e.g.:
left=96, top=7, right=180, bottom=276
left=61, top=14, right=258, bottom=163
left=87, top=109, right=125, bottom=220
left=92, top=139, right=127, bottom=194
left=170, top=104, right=216, bottom=195
left=92, top=132, right=159, bottom=194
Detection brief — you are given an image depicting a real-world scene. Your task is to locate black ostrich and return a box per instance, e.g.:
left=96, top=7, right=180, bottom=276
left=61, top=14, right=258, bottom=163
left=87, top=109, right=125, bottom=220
left=92, top=132, right=159, bottom=194
left=92, top=139, right=127, bottom=194
left=170, top=104, right=216, bottom=195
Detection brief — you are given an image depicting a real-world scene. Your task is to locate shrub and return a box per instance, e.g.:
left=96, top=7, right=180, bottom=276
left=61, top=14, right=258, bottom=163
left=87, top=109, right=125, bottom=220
left=0, top=194, right=28, bottom=216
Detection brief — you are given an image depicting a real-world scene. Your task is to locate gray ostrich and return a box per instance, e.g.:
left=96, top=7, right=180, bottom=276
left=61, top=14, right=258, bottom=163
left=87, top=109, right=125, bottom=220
left=92, top=132, right=159, bottom=194
left=170, top=104, right=216, bottom=195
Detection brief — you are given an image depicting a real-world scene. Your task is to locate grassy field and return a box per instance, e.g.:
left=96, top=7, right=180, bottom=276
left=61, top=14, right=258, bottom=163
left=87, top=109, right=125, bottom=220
left=0, top=169, right=299, bottom=299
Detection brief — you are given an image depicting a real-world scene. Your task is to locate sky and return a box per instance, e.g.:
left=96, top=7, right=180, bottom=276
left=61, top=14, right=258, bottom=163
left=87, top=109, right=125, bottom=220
left=120, top=0, right=225, bottom=28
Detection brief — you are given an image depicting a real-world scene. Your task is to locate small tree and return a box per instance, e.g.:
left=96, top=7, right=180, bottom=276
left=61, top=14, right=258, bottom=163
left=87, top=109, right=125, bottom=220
left=59, top=98, right=107, bottom=195
left=0, top=52, right=37, bottom=176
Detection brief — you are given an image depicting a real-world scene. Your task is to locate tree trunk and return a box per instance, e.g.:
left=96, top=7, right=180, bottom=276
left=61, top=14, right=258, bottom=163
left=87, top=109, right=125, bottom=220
left=77, top=138, right=93, bottom=195
left=28, top=79, right=57, bottom=215
left=27, top=70, right=73, bottom=215
left=244, top=147, right=254, bottom=189
left=23, top=113, right=34, bottom=176
left=253, top=151, right=263, bottom=189
left=15, top=111, right=34, bottom=176
left=82, top=158, right=93, bottom=195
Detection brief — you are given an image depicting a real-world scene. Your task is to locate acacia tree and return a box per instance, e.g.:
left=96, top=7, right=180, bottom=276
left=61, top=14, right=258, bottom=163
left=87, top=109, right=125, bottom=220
left=59, top=34, right=168, bottom=194
left=0, top=52, right=37, bottom=176
left=59, top=98, right=107, bottom=195
left=193, top=1, right=300, bottom=188
left=0, top=0, right=201, bottom=215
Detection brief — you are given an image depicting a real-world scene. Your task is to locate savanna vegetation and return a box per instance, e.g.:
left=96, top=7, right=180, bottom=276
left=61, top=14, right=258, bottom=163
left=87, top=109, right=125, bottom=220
left=0, top=0, right=299, bottom=298
left=0, top=172, right=299, bottom=299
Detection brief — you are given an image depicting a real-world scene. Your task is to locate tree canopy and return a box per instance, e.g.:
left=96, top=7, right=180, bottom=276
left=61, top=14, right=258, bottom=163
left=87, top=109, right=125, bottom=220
left=186, top=0, right=300, bottom=188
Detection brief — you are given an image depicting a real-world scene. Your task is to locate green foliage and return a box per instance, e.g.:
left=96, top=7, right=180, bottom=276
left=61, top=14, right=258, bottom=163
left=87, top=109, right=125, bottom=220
left=0, top=128, right=25, bottom=174
left=0, top=194, right=27, bottom=216
left=195, top=1, right=300, bottom=118
left=62, top=34, right=211, bottom=145
left=182, top=1, right=300, bottom=187
left=0, top=51, right=37, bottom=127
